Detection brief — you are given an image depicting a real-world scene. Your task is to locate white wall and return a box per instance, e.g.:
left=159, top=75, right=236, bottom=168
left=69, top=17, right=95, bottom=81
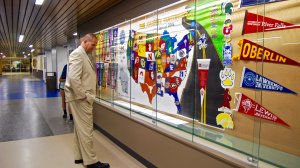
left=56, top=46, right=68, bottom=87
left=37, top=54, right=46, bottom=82
left=45, top=51, right=52, bottom=72
left=51, top=48, right=57, bottom=73
left=36, top=55, right=44, bottom=71
left=45, top=47, right=68, bottom=87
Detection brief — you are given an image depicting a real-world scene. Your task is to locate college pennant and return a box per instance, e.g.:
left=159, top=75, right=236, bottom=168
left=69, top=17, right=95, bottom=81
left=197, top=59, right=211, bottom=106
left=235, top=39, right=300, bottom=67
left=234, top=93, right=289, bottom=127
left=96, top=62, right=101, bottom=86
left=242, top=10, right=300, bottom=35
left=240, top=67, right=297, bottom=94
left=240, top=0, right=285, bottom=8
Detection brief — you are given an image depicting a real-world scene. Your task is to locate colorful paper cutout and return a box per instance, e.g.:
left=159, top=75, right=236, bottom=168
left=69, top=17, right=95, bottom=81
left=216, top=113, right=234, bottom=129
left=218, top=89, right=233, bottom=113
left=119, top=66, right=129, bottom=94
left=222, top=43, right=233, bottom=66
left=221, top=2, right=234, bottom=15
left=197, top=33, right=207, bottom=49
left=223, top=19, right=233, bottom=42
left=220, top=68, right=235, bottom=89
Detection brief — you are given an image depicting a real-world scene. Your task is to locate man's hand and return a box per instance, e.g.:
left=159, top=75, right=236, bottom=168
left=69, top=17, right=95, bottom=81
left=80, top=95, right=87, bottom=101
left=59, top=78, right=66, bottom=82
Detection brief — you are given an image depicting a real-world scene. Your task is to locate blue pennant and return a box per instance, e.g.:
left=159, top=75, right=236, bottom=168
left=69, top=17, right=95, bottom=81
left=240, top=67, right=297, bottom=94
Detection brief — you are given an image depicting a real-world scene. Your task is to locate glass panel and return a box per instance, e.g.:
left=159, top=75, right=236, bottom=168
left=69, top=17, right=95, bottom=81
left=251, top=2, right=265, bottom=167
left=125, top=10, right=159, bottom=124
left=112, top=20, right=132, bottom=114
left=257, top=1, right=300, bottom=167
left=95, top=32, right=101, bottom=100
left=191, top=0, right=263, bottom=165
left=110, top=26, right=119, bottom=107
left=152, top=0, right=196, bottom=139
left=96, top=26, right=115, bottom=103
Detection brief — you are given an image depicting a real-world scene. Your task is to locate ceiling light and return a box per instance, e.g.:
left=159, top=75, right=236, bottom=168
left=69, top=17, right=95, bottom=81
left=35, top=0, right=44, bottom=5
left=28, top=53, right=31, bottom=56
left=31, top=49, right=35, bottom=52
left=0, top=53, right=3, bottom=55
left=29, top=45, right=33, bottom=48
left=18, top=35, right=24, bottom=42
left=73, top=32, right=78, bottom=36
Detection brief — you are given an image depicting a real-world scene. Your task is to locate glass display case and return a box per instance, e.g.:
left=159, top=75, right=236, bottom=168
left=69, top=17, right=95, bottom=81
left=94, top=0, right=300, bottom=167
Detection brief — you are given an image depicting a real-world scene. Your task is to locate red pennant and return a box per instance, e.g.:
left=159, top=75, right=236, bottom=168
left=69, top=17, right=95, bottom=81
left=237, top=39, right=300, bottom=67
left=197, top=59, right=211, bottom=89
left=242, top=10, right=300, bottom=35
left=234, top=93, right=289, bottom=127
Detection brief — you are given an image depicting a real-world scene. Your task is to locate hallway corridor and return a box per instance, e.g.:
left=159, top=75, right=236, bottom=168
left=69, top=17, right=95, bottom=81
left=0, top=74, right=145, bottom=168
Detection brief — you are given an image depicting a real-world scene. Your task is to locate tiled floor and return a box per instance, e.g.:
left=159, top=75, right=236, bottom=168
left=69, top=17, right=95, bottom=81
left=0, top=74, right=145, bottom=168
left=0, top=73, right=59, bottom=100
left=0, top=74, right=72, bottom=142
left=0, top=132, right=145, bottom=168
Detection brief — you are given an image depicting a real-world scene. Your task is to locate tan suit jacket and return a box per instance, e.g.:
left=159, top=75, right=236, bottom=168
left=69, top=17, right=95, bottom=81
left=65, top=46, right=96, bottom=104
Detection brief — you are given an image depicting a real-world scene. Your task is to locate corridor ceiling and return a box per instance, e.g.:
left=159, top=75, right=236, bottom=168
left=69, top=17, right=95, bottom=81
left=0, top=0, right=121, bottom=58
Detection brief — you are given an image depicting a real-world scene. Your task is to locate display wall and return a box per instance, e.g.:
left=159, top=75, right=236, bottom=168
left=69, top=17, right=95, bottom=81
left=92, top=0, right=300, bottom=167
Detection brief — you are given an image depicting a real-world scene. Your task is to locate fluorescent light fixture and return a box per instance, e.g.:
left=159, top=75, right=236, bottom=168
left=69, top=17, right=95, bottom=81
left=73, top=32, right=78, bottom=36
left=29, top=45, right=33, bottom=48
left=31, top=49, right=35, bottom=52
left=18, top=35, right=24, bottom=42
left=35, top=0, right=44, bottom=5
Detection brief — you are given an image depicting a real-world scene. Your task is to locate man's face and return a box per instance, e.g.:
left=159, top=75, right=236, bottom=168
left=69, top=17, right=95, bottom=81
left=84, top=38, right=98, bottom=53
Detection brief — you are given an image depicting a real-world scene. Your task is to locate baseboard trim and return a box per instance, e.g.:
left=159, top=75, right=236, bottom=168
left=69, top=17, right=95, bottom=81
left=94, top=124, right=157, bottom=168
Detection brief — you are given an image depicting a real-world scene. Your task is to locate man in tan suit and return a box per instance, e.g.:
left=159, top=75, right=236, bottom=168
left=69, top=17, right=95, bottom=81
left=65, top=33, right=110, bottom=168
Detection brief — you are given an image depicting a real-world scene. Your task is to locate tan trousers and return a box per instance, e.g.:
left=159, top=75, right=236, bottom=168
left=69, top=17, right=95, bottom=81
left=68, top=99, right=97, bottom=165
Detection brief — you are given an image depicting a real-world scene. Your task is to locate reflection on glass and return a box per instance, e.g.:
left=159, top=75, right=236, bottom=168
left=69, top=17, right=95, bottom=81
left=94, top=0, right=300, bottom=167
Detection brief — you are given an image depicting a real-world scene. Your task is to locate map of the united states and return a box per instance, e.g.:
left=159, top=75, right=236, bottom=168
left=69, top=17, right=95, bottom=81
left=126, top=29, right=195, bottom=113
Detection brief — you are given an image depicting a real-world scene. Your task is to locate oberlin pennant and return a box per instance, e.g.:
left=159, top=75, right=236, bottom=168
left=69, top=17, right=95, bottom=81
left=242, top=10, right=300, bottom=35
left=236, top=39, right=300, bottom=67
left=234, top=93, right=289, bottom=127
left=240, top=67, right=297, bottom=94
